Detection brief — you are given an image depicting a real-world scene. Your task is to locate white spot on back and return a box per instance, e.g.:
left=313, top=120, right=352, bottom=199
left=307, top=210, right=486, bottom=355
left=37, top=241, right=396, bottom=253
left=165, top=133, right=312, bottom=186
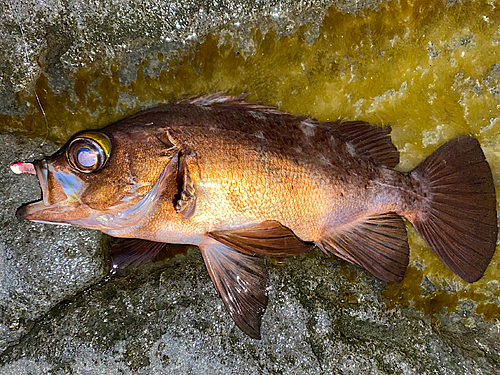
left=318, top=153, right=331, bottom=166
left=300, top=121, right=316, bottom=137
left=330, top=135, right=339, bottom=147
left=254, top=130, right=265, bottom=139
left=346, top=142, right=357, bottom=157
left=249, top=110, right=267, bottom=120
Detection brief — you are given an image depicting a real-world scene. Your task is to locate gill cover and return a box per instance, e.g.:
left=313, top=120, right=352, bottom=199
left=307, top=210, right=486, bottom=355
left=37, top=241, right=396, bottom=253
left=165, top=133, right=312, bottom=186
left=67, top=132, right=112, bottom=173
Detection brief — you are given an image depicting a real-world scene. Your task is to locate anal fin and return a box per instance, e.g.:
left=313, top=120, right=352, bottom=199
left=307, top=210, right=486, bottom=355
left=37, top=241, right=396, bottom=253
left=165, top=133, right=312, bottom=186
left=209, top=220, right=315, bottom=257
left=199, top=237, right=268, bottom=339
left=318, top=213, right=409, bottom=282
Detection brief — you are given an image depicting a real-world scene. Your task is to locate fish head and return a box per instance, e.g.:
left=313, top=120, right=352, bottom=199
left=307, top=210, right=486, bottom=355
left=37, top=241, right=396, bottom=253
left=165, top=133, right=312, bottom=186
left=16, top=122, right=179, bottom=233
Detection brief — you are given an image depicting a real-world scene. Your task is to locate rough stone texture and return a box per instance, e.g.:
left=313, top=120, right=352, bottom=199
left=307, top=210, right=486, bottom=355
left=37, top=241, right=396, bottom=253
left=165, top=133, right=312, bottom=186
left=0, top=133, right=107, bottom=354
left=0, top=240, right=498, bottom=374
left=0, top=0, right=384, bottom=116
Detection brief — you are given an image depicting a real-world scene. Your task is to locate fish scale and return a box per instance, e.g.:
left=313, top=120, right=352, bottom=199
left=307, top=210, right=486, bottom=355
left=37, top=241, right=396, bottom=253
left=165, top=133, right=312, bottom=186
left=188, top=133, right=330, bottom=240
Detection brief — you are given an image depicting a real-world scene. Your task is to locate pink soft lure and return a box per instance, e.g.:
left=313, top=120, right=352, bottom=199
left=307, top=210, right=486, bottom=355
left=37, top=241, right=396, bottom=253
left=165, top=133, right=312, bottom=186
left=10, top=162, right=36, bottom=175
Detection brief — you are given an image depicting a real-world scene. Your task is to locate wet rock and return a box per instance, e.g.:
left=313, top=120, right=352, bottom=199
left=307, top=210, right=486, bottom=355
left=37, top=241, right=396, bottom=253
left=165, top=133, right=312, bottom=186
left=0, top=133, right=107, bottom=353
left=0, top=244, right=498, bottom=373
left=0, top=0, right=385, bottom=116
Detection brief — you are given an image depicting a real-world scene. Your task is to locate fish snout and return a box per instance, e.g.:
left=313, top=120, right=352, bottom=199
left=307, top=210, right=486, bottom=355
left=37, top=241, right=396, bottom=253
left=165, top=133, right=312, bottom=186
left=11, top=160, right=51, bottom=221
left=12, top=159, right=86, bottom=224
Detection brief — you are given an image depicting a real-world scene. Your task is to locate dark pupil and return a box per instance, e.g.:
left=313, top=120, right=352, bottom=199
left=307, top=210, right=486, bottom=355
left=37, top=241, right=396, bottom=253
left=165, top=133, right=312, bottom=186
left=76, top=147, right=98, bottom=168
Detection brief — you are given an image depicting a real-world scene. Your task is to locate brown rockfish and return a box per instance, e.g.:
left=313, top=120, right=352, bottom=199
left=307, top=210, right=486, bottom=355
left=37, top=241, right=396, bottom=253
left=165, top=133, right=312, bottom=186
left=13, top=93, right=498, bottom=339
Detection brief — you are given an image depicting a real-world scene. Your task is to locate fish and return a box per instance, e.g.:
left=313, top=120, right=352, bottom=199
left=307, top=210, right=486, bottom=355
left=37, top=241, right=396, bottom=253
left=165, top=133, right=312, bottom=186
left=13, top=93, right=498, bottom=339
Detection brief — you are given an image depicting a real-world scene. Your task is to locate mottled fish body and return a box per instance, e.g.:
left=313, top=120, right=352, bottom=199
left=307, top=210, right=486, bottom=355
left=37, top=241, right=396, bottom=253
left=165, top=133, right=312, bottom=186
left=15, top=94, right=498, bottom=339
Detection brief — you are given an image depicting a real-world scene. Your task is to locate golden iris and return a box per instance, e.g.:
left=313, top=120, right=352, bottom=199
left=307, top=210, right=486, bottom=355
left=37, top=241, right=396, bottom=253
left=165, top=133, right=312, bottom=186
left=66, top=132, right=111, bottom=173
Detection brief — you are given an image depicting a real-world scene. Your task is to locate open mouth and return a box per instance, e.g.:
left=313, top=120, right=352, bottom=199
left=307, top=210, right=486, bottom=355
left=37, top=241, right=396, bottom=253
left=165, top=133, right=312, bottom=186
left=12, top=161, right=49, bottom=203
left=12, top=160, right=52, bottom=220
left=12, top=154, right=175, bottom=229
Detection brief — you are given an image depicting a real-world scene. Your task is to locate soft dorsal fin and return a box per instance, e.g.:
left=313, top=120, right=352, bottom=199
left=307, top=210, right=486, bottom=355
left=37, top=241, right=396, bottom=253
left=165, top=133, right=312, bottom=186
left=318, top=213, right=409, bottom=282
left=332, top=121, right=400, bottom=168
left=199, top=237, right=268, bottom=339
left=110, top=238, right=169, bottom=269
left=209, top=220, right=315, bottom=257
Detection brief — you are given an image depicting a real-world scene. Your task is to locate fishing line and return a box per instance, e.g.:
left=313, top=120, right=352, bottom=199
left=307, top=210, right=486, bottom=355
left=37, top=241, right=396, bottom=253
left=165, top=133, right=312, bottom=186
left=13, top=5, right=49, bottom=161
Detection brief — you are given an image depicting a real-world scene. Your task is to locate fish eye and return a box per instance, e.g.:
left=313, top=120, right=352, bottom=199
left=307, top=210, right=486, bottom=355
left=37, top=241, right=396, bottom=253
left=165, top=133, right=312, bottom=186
left=67, top=132, right=111, bottom=173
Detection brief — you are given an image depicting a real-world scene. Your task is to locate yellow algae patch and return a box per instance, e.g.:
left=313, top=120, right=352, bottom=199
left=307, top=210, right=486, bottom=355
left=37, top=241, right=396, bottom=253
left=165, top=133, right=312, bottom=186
left=2, top=0, right=500, bottom=316
left=383, top=226, right=500, bottom=320
left=1, top=67, right=131, bottom=142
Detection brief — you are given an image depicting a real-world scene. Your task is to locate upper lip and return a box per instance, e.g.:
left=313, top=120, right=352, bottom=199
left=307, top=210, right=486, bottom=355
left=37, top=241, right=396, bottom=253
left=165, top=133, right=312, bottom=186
left=16, top=160, right=49, bottom=220
left=34, top=160, right=49, bottom=206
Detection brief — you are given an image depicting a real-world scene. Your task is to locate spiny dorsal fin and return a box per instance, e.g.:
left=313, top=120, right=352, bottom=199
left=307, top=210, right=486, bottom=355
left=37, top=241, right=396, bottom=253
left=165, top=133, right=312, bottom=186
left=209, top=220, right=315, bottom=257
left=179, top=92, right=298, bottom=118
left=199, top=237, right=268, bottom=339
left=318, top=213, right=409, bottom=282
left=178, top=92, right=249, bottom=106
left=332, top=121, right=400, bottom=168
left=181, top=93, right=399, bottom=168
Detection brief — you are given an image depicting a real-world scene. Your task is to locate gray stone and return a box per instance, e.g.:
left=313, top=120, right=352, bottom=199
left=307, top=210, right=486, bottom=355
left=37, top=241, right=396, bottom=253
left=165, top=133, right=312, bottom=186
left=0, top=238, right=498, bottom=373
left=0, top=133, right=107, bottom=353
left=0, top=0, right=385, bottom=116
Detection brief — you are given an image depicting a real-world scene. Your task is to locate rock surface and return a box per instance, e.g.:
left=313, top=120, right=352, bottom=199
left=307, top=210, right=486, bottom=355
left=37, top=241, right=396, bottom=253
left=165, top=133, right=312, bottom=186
left=1, top=0, right=382, bottom=117
left=0, top=133, right=106, bottom=354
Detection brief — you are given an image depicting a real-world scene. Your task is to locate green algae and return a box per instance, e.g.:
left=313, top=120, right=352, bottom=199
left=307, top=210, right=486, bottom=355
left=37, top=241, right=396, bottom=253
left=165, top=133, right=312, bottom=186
left=2, top=0, right=499, bottom=319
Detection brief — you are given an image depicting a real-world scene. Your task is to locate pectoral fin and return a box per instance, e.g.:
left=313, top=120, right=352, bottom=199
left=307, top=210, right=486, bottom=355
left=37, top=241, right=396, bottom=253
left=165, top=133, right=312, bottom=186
left=110, top=238, right=189, bottom=269
left=174, top=151, right=196, bottom=218
left=209, top=220, right=315, bottom=257
left=199, top=237, right=268, bottom=339
left=318, top=213, right=409, bottom=282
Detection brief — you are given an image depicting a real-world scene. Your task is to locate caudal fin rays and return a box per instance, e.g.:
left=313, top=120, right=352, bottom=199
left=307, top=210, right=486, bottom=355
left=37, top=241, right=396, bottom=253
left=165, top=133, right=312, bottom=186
left=409, top=136, right=498, bottom=283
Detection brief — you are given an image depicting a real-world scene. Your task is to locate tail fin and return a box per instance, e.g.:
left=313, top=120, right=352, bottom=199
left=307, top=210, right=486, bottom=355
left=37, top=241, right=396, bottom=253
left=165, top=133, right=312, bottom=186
left=408, top=136, right=498, bottom=283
